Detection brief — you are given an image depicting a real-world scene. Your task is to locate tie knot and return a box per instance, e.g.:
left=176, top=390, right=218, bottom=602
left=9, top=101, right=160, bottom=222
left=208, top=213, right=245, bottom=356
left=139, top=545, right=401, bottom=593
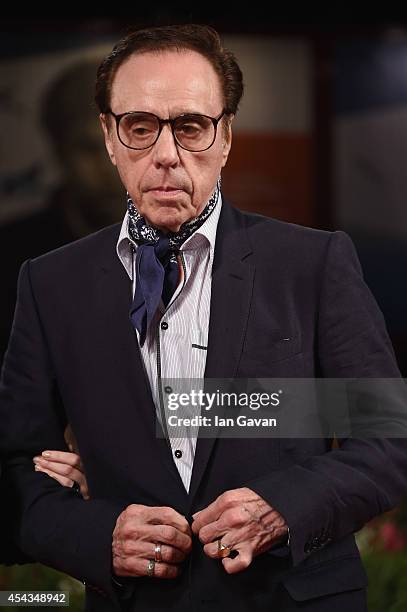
left=154, top=234, right=176, bottom=265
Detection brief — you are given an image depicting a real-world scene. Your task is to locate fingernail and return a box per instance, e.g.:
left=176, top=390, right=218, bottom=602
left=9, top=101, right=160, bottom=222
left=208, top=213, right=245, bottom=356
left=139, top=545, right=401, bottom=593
left=42, top=451, right=51, bottom=457
left=34, top=465, right=41, bottom=471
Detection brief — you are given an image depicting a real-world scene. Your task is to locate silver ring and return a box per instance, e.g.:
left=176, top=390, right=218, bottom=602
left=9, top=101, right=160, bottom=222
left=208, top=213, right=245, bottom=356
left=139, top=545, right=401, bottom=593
left=147, top=558, right=155, bottom=577
left=154, top=543, right=162, bottom=563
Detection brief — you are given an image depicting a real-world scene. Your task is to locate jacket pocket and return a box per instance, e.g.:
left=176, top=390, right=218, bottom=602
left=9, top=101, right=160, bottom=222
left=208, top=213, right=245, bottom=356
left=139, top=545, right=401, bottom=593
left=243, top=331, right=302, bottom=364
left=281, top=554, right=368, bottom=601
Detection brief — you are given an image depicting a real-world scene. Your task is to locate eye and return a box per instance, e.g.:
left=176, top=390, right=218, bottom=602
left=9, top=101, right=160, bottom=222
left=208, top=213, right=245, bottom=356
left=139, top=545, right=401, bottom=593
left=121, top=114, right=158, bottom=139
left=176, top=117, right=207, bottom=139
left=179, top=123, right=201, bottom=136
left=131, top=125, right=154, bottom=136
left=129, top=120, right=156, bottom=135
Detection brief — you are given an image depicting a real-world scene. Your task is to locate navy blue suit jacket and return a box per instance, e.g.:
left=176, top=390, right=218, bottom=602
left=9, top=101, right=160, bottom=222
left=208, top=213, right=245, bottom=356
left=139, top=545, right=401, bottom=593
left=1, top=200, right=406, bottom=611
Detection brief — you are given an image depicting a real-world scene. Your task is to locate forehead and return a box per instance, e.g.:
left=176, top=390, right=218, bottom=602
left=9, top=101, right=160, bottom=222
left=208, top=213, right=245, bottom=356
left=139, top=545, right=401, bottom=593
left=110, top=49, right=223, bottom=116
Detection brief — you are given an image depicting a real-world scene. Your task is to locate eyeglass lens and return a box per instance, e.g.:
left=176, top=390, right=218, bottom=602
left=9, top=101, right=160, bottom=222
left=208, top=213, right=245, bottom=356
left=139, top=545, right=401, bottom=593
left=118, top=113, right=216, bottom=151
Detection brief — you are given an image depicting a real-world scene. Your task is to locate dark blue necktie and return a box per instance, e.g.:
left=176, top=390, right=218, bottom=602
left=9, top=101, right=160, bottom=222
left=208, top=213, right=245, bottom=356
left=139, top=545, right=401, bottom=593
left=130, top=233, right=179, bottom=345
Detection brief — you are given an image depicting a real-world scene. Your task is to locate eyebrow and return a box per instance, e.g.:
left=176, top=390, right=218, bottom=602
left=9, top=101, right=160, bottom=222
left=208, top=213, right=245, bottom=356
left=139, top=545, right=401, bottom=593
left=125, top=109, right=212, bottom=118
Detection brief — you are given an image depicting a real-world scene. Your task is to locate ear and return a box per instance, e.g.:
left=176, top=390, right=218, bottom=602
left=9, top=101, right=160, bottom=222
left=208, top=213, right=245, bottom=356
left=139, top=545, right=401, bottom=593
left=99, top=113, right=117, bottom=166
left=221, top=114, right=234, bottom=168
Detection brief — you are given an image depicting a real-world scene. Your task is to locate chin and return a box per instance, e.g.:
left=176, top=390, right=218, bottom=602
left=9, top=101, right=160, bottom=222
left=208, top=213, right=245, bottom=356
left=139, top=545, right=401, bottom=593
left=149, top=207, right=195, bottom=233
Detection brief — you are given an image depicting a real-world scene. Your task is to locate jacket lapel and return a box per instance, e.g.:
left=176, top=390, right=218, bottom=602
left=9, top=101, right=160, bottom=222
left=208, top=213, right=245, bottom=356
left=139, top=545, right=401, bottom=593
left=95, top=228, right=188, bottom=501
left=188, top=202, right=255, bottom=506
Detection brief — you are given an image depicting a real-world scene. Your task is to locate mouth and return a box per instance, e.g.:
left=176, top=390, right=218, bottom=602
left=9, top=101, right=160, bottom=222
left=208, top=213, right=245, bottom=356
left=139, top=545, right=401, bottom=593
left=148, top=186, right=185, bottom=198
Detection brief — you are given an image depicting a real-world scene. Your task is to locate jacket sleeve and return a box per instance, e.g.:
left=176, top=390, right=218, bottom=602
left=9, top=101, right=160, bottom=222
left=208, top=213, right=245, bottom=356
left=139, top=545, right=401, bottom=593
left=247, top=231, right=407, bottom=567
left=0, top=260, right=125, bottom=601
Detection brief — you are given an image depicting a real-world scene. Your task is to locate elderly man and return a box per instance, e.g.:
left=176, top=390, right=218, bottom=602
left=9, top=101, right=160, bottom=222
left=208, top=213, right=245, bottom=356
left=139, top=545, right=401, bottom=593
left=1, top=24, right=406, bottom=612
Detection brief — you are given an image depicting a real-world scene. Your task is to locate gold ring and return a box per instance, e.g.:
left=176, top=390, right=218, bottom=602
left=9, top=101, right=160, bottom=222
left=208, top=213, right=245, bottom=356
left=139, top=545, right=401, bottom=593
left=217, top=539, right=234, bottom=558
left=154, top=543, right=162, bottom=563
left=147, top=558, right=155, bottom=577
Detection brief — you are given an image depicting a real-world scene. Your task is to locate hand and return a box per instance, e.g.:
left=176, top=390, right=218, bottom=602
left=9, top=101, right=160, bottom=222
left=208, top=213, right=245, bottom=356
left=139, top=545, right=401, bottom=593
left=112, top=505, right=192, bottom=579
left=33, top=450, right=89, bottom=500
left=191, top=487, right=288, bottom=574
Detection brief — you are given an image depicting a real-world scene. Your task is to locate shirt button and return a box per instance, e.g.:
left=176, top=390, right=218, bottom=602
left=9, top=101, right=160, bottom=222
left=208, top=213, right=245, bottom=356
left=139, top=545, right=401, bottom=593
left=174, top=450, right=182, bottom=459
left=164, top=386, right=173, bottom=394
left=161, top=321, right=168, bottom=330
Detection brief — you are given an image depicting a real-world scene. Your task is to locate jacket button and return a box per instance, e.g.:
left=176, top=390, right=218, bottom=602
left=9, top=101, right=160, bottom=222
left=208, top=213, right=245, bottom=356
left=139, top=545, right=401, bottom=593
left=311, top=537, right=321, bottom=550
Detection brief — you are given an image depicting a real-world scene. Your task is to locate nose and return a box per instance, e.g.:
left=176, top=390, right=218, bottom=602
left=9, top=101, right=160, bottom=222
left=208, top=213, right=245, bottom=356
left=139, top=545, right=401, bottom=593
left=151, top=124, right=180, bottom=168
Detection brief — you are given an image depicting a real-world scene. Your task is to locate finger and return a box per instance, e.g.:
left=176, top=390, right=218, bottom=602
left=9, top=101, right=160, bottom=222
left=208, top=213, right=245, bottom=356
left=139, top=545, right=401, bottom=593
left=151, top=543, right=186, bottom=564
left=192, top=490, right=241, bottom=533
left=33, top=458, right=84, bottom=482
left=221, top=547, right=253, bottom=575
left=145, top=506, right=191, bottom=535
left=124, top=505, right=191, bottom=535
left=115, top=519, right=192, bottom=556
left=114, top=555, right=181, bottom=579
left=34, top=465, right=74, bottom=489
left=202, top=530, right=239, bottom=559
left=79, top=479, right=90, bottom=500
left=191, top=499, right=222, bottom=534
left=201, top=515, right=256, bottom=551
left=39, top=450, right=83, bottom=470
left=120, top=540, right=187, bottom=564
left=41, top=462, right=89, bottom=500
left=40, top=463, right=89, bottom=500
left=197, top=519, right=225, bottom=545
left=198, top=504, right=249, bottom=544
left=150, top=524, right=192, bottom=554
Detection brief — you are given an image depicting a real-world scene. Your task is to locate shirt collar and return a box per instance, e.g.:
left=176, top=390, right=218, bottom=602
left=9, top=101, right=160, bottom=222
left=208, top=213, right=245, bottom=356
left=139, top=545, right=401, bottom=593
left=116, top=192, right=223, bottom=281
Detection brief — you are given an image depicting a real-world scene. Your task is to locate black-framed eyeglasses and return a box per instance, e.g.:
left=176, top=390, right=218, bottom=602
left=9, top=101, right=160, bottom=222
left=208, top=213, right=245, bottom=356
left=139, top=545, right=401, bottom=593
left=104, top=109, right=226, bottom=152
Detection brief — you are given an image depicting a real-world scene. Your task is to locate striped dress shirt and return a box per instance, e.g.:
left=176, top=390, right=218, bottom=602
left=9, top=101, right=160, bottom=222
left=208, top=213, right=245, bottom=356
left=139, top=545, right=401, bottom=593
left=116, top=196, right=222, bottom=491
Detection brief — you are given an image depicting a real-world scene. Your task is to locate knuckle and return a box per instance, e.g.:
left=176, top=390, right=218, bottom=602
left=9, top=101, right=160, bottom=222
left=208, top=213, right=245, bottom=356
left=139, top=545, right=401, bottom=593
left=119, top=508, right=130, bottom=523
left=203, top=543, right=215, bottom=557
left=121, top=557, right=132, bottom=573
left=60, top=464, right=72, bottom=476
left=165, top=546, right=175, bottom=562
left=121, top=540, right=133, bottom=555
left=122, top=523, right=137, bottom=540
left=161, top=525, right=176, bottom=542
left=127, top=504, right=143, bottom=517
left=220, top=490, right=232, bottom=504
left=226, top=508, right=241, bottom=526
left=119, top=520, right=130, bottom=535
left=198, top=526, right=209, bottom=543
left=72, top=456, right=81, bottom=468
left=238, top=506, right=250, bottom=522
left=161, top=506, right=175, bottom=518
left=156, top=563, right=170, bottom=578
left=222, top=490, right=237, bottom=507
left=130, top=525, right=141, bottom=540
left=185, top=535, right=192, bottom=551
left=112, top=540, right=121, bottom=556
left=167, top=547, right=182, bottom=562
